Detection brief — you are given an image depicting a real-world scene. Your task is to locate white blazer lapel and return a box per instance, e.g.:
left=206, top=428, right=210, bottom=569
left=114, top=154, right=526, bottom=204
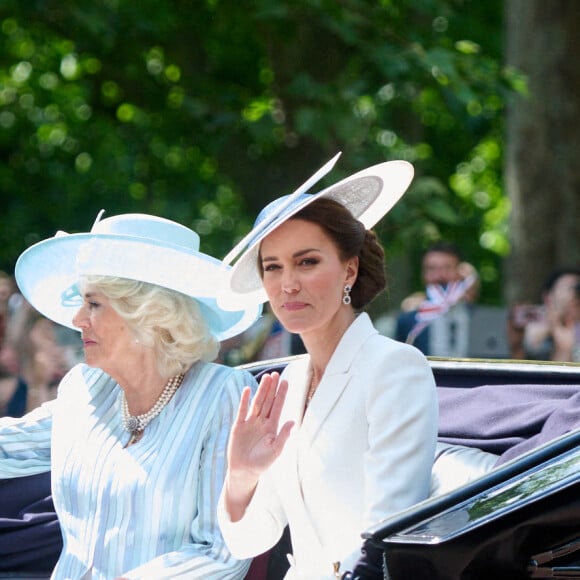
left=300, top=371, right=351, bottom=445
left=300, top=315, right=376, bottom=444
left=279, top=354, right=310, bottom=426
left=274, top=315, right=379, bottom=558
left=276, top=355, right=326, bottom=554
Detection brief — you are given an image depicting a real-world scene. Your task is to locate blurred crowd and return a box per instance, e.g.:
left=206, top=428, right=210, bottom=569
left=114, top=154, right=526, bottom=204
left=392, top=245, right=580, bottom=364
left=509, top=268, right=580, bottom=363
left=0, top=270, right=83, bottom=417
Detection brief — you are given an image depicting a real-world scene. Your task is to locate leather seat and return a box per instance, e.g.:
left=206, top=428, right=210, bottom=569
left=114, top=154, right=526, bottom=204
left=430, top=442, right=499, bottom=497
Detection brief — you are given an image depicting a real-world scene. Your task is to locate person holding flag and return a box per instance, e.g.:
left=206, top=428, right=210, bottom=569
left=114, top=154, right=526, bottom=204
left=395, top=242, right=480, bottom=356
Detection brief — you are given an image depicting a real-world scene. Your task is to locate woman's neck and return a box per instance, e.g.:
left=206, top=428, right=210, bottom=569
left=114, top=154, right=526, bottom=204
left=301, top=310, right=356, bottom=380
left=110, top=357, right=168, bottom=416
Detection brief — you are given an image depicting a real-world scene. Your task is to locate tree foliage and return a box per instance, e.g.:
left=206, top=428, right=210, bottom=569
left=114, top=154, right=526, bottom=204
left=0, top=0, right=516, bottom=305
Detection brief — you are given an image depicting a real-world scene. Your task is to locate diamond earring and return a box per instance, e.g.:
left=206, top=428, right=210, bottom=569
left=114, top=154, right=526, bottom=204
left=343, top=284, right=352, bottom=305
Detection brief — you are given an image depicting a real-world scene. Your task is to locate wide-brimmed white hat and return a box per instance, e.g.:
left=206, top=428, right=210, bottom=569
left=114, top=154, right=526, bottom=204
left=15, top=211, right=262, bottom=341
left=219, top=153, right=414, bottom=309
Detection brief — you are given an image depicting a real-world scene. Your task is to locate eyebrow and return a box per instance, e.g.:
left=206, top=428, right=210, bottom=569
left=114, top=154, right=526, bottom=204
left=82, top=291, right=100, bottom=299
left=261, top=248, right=320, bottom=263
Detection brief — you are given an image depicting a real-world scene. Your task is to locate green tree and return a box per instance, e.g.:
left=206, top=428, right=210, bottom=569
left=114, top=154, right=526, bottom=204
left=1, top=0, right=513, bottom=307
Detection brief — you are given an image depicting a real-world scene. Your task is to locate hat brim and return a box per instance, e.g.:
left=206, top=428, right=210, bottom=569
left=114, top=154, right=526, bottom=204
left=222, top=152, right=342, bottom=266
left=15, top=232, right=261, bottom=341
left=219, top=159, right=414, bottom=310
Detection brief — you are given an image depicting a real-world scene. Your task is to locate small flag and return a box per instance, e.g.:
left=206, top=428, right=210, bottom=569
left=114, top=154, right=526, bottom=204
left=406, top=275, right=477, bottom=345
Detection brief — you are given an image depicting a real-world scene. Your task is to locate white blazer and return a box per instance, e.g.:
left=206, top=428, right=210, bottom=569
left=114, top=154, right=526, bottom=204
left=219, top=313, right=438, bottom=579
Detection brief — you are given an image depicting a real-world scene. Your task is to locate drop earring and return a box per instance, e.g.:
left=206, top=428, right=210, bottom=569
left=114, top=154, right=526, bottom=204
left=342, top=284, right=352, bottom=305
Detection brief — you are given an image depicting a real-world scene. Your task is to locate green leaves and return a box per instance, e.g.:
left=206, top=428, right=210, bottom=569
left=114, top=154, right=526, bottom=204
left=0, top=0, right=509, bottom=304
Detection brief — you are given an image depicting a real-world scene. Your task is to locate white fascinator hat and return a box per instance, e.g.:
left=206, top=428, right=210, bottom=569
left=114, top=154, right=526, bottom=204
left=15, top=211, right=262, bottom=341
left=219, top=152, right=414, bottom=309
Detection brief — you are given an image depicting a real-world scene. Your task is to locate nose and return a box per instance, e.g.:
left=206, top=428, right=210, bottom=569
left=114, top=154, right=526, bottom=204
left=72, top=304, right=89, bottom=329
left=281, top=269, right=300, bottom=294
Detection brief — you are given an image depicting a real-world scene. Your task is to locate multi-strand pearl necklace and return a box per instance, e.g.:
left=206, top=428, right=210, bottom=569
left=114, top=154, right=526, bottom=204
left=122, top=373, right=184, bottom=445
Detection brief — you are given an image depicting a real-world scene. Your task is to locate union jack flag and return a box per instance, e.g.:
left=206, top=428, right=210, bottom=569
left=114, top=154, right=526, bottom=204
left=406, top=274, right=477, bottom=345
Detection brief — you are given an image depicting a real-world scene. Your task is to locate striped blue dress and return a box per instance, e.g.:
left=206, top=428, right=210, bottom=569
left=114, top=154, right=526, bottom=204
left=0, top=361, right=257, bottom=579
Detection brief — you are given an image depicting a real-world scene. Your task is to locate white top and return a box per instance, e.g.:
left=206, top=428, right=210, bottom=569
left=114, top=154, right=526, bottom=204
left=218, top=313, right=438, bottom=579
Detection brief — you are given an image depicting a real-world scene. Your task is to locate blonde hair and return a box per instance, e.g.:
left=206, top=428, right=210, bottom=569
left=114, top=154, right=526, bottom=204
left=82, top=275, right=219, bottom=376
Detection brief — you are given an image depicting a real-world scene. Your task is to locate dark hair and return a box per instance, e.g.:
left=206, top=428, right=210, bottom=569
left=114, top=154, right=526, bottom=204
left=542, top=268, right=580, bottom=294
left=291, top=198, right=386, bottom=309
left=423, top=241, right=462, bottom=261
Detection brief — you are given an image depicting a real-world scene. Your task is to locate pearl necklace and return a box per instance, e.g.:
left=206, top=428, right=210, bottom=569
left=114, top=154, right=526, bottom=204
left=122, top=373, right=184, bottom=442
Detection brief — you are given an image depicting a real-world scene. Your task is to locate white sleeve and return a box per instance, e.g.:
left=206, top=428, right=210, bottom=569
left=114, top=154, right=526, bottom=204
left=217, top=462, right=288, bottom=560
left=363, top=341, right=438, bottom=526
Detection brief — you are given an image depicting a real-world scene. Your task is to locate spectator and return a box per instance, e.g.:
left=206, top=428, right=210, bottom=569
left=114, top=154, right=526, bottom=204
left=0, top=271, right=16, bottom=348
left=0, top=295, right=77, bottom=415
left=523, top=268, right=580, bottom=362
left=0, top=363, right=24, bottom=417
left=395, top=242, right=479, bottom=356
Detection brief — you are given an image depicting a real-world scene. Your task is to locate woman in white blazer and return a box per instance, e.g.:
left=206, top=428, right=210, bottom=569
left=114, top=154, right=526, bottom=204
left=217, top=157, right=438, bottom=579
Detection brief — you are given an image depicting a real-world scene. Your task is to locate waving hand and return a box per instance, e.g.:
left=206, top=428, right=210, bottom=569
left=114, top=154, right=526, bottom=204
left=224, top=372, right=294, bottom=521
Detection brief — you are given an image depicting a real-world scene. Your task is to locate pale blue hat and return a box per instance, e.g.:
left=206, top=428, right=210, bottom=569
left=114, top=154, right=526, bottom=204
left=15, top=211, right=262, bottom=341
left=220, top=153, right=414, bottom=308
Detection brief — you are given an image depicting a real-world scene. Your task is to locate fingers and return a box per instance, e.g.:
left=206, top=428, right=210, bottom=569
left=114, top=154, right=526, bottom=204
left=268, top=379, right=289, bottom=424
left=249, top=372, right=280, bottom=418
left=235, top=386, right=252, bottom=425
left=260, top=372, right=281, bottom=418
left=240, top=373, right=288, bottom=429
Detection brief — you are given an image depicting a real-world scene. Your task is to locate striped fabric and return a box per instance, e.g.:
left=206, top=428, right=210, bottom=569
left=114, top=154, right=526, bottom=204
left=0, top=362, right=257, bottom=579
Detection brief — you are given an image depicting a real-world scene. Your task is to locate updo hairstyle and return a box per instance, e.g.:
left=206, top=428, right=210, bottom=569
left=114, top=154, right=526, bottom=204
left=287, top=197, right=387, bottom=309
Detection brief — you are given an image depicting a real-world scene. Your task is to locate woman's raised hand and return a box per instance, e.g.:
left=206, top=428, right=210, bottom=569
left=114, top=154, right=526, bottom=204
left=229, top=371, right=294, bottom=477
left=224, top=372, right=294, bottom=521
